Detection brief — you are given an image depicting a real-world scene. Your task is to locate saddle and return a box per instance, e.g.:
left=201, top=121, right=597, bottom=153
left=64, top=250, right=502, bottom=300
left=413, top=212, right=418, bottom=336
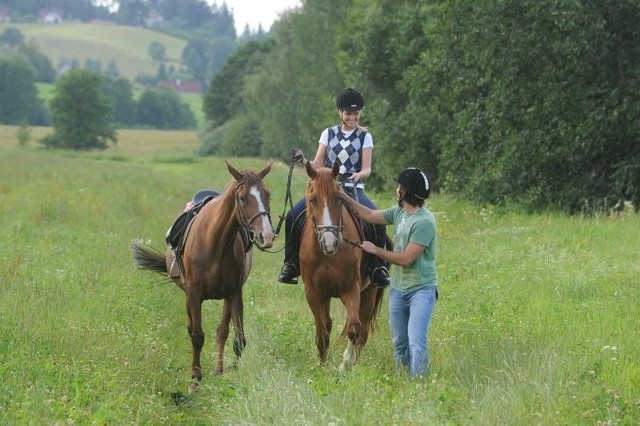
left=166, top=192, right=218, bottom=257
left=166, top=189, right=252, bottom=265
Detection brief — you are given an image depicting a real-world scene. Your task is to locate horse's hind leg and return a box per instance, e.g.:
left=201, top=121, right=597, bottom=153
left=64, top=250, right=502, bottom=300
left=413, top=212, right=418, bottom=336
left=186, top=293, right=205, bottom=391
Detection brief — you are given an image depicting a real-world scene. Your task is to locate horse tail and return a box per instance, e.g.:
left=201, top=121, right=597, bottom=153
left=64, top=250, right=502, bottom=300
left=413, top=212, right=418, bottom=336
left=131, top=240, right=168, bottom=275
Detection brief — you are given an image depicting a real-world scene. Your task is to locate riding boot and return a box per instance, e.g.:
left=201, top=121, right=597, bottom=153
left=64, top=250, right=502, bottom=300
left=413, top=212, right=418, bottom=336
left=370, top=223, right=390, bottom=288
left=277, top=210, right=304, bottom=284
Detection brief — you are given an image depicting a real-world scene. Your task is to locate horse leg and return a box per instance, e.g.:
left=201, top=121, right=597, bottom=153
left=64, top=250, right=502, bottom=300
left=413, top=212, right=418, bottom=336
left=186, top=292, right=204, bottom=392
left=214, top=298, right=233, bottom=375
left=356, top=286, right=378, bottom=347
left=306, top=294, right=332, bottom=364
left=228, top=292, right=246, bottom=369
left=339, top=287, right=362, bottom=371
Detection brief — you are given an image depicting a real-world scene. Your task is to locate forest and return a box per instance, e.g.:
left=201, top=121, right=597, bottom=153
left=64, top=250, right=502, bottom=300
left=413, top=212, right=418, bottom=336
left=1, top=0, right=639, bottom=213
left=202, top=0, right=640, bottom=214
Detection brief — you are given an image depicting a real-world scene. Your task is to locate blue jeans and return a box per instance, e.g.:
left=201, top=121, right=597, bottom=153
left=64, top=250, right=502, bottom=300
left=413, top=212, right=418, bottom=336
left=388, top=286, right=437, bottom=378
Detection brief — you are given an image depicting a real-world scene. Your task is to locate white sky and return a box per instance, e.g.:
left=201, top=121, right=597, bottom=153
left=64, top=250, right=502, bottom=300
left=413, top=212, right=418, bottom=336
left=211, top=0, right=301, bottom=35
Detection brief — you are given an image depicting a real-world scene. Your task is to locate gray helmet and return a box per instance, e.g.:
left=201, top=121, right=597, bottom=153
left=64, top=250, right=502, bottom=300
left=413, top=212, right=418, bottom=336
left=394, top=168, right=431, bottom=200
left=336, top=88, right=365, bottom=111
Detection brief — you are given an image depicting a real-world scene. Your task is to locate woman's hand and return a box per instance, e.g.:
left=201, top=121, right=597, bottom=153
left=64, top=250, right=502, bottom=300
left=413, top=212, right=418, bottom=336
left=349, top=172, right=364, bottom=183
left=291, top=148, right=305, bottom=163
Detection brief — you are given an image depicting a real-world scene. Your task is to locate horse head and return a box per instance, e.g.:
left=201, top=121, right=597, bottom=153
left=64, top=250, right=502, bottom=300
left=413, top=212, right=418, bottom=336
left=226, top=161, right=275, bottom=249
left=305, top=161, right=343, bottom=255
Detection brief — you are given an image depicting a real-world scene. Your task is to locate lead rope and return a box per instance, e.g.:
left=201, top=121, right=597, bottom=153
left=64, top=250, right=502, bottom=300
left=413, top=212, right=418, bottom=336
left=275, top=150, right=296, bottom=236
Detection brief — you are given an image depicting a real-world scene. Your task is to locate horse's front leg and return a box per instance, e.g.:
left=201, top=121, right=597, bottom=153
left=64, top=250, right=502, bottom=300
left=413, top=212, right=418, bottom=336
left=186, top=292, right=204, bottom=391
left=339, top=286, right=362, bottom=371
left=215, top=298, right=233, bottom=375
left=228, top=292, right=246, bottom=365
left=306, top=293, right=332, bottom=364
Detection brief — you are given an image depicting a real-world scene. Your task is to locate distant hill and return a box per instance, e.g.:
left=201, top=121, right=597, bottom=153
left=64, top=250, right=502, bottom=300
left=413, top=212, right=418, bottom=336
left=0, top=23, right=188, bottom=80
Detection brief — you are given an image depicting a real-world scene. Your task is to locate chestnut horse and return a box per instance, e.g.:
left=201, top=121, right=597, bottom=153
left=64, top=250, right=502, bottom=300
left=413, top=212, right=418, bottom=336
left=300, top=161, right=386, bottom=370
left=131, top=161, right=274, bottom=392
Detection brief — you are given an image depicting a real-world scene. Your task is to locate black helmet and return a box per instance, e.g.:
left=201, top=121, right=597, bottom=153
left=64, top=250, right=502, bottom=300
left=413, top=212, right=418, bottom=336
left=336, top=88, right=365, bottom=111
left=394, top=168, right=431, bottom=200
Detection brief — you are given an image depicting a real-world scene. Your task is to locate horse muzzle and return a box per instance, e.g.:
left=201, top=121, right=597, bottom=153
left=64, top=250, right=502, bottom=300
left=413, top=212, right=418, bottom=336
left=316, top=226, right=341, bottom=255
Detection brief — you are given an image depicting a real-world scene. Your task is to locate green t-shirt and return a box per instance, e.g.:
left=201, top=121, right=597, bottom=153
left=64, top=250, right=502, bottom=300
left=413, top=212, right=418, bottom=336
left=382, top=205, right=438, bottom=292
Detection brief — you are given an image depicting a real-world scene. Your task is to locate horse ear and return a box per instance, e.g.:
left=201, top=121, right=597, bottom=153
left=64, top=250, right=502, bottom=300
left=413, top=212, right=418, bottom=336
left=257, top=162, right=272, bottom=179
left=225, top=160, right=243, bottom=181
left=332, top=161, right=340, bottom=177
left=305, top=159, right=316, bottom=178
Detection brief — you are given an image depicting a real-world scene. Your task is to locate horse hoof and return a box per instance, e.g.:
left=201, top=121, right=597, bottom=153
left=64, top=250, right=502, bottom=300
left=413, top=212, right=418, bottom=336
left=339, top=362, right=352, bottom=372
left=188, top=383, right=199, bottom=394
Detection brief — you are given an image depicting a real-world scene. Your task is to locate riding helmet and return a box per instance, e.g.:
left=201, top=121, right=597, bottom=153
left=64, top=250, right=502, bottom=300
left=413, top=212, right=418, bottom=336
left=394, top=168, right=431, bottom=200
left=336, top=88, right=365, bottom=111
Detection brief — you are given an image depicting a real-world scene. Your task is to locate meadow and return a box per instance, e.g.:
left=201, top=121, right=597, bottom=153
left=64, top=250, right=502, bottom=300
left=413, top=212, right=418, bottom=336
left=0, top=126, right=638, bottom=424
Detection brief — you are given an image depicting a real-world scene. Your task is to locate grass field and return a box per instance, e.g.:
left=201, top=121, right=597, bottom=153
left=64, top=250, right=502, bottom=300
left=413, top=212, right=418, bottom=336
left=1, top=23, right=187, bottom=80
left=1, top=126, right=639, bottom=424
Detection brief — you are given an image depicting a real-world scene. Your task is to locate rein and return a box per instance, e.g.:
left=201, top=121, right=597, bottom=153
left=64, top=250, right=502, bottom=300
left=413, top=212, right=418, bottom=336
left=259, top=150, right=297, bottom=254
left=275, top=151, right=296, bottom=236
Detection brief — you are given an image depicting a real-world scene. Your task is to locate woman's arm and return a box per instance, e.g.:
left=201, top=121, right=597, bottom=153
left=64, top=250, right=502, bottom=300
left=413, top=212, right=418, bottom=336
left=309, top=144, right=328, bottom=170
left=350, top=147, right=372, bottom=183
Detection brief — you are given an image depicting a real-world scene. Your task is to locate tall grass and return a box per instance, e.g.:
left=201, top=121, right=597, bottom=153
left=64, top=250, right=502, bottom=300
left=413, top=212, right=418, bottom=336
left=1, top=128, right=638, bottom=424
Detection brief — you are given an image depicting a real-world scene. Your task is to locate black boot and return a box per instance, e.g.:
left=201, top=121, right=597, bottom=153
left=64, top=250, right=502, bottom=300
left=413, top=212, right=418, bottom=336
left=276, top=208, right=304, bottom=285
left=371, top=265, right=390, bottom=288
left=278, top=263, right=299, bottom=284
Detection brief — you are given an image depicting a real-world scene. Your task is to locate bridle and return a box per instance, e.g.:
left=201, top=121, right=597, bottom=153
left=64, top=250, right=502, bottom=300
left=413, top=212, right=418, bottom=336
left=234, top=179, right=272, bottom=251
left=308, top=183, right=347, bottom=255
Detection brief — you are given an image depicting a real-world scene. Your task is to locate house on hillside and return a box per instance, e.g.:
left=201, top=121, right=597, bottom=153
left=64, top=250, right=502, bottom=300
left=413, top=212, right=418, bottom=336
left=159, top=79, right=203, bottom=94
left=145, top=9, right=165, bottom=28
left=0, top=8, right=11, bottom=23
left=39, top=9, right=63, bottom=24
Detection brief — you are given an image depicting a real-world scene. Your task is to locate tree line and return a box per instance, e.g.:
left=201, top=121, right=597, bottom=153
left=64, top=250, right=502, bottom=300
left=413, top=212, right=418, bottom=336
left=201, top=0, right=640, bottom=214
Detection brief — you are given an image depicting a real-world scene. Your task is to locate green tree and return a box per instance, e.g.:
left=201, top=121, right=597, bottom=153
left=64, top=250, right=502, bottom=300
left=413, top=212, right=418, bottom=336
left=404, top=0, right=640, bottom=212
left=44, top=69, right=117, bottom=150
left=240, top=0, right=349, bottom=160
left=0, top=27, right=25, bottom=47
left=16, top=118, right=31, bottom=146
left=101, top=77, right=137, bottom=127
left=202, top=39, right=275, bottom=128
left=336, top=0, right=434, bottom=189
left=148, top=41, right=166, bottom=62
left=0, top=55, right=46, bottom=125
left=137, top=86, right=196, bottom=130
left=181, top=35, right=236, bottom=85
left=19, top=40, right=57, bottom=83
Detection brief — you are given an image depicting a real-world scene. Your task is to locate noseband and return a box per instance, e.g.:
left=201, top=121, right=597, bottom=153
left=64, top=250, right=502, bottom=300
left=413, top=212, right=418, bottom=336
left=235, top=180, right=272, bottom=250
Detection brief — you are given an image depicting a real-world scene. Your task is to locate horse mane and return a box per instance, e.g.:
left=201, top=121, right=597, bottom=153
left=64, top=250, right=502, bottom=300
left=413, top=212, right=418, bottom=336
left=307, top=167, right=338, bottom=198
